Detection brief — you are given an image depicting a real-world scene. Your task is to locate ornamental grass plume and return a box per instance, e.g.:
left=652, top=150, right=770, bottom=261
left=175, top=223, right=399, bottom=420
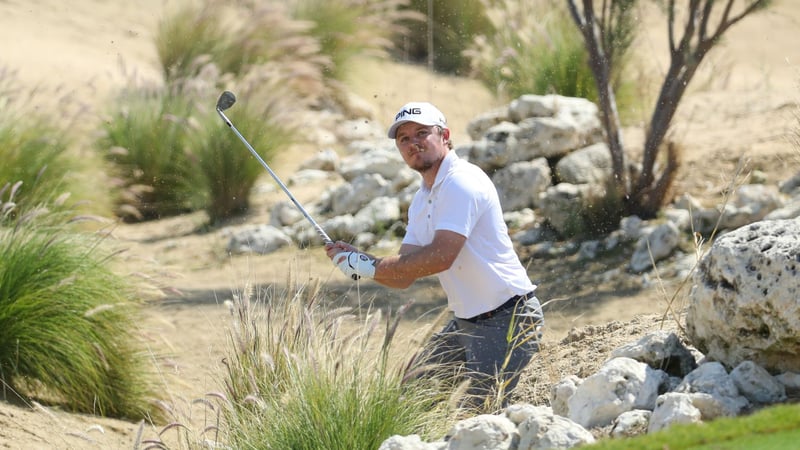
left=0, top=190, right=159, bottom=420
left=218, top=279, right=452, bottom=449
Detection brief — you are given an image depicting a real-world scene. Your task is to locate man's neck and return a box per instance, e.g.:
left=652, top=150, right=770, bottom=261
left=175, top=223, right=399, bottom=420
left=422, top=172, right=437, bottom=190
left=420, top=153, right=448, bottom=189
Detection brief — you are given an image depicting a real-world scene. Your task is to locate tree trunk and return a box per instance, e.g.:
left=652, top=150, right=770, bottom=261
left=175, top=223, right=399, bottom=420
left=567, top=0, right=627, bottom=195
left=568, top=0, right=770, bottom=220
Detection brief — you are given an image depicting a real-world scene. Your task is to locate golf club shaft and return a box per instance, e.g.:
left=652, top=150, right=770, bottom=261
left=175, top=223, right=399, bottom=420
left=216, top=108, right=333, bottom=246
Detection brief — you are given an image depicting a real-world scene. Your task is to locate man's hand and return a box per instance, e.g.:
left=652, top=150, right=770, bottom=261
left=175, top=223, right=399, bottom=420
left=333, top=251, right=376, bottom=280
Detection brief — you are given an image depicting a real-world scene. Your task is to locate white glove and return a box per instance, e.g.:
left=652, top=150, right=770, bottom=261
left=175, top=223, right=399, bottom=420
left=333, top=251, right=376, bottom=281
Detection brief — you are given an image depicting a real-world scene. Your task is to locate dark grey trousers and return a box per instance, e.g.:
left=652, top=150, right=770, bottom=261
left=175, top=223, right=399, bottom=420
left=407, top=293, right=544, bottom=409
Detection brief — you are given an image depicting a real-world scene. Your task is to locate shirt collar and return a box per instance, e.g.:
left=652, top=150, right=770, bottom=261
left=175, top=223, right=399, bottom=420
left=428, top=151, right=457, bottom=192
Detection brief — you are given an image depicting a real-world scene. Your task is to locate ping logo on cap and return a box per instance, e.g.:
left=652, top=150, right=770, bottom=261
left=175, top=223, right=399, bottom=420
left=395, top=107, right=423, bottom=120
left=387, top=102, right=447, bottom=138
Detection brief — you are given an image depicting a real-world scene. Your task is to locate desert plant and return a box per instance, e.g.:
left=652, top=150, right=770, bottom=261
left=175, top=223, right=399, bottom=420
left=465, top=0, right=636, bottom=106
left=225, top=1, right=329, bottom=102
left=155, top=1, right=232, bottom=82
left=392, top=0, right=491, bottom=75
left=0, top=118, right=72, bottom=211
left=98, top=66, right=303, bottom=224
left=480, top=5, right=594, bottom=101
left=218, top=282, right=450, bottom=449
left=288, top=0, right=415, bottom=81
left=96, top=87, right=202, bottom=221
left=0, top=73, right=86, bottom=215
left=190, top=87, right=296, bottom=224
left=0, top=199, right=157, bottom=419
left=156, top=0, right=330, bottom=103
left=567, top=0, right=773, bottom=220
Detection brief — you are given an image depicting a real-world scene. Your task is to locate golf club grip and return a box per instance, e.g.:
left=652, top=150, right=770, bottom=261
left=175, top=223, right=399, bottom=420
left=216, top=109, right=333, bottom=246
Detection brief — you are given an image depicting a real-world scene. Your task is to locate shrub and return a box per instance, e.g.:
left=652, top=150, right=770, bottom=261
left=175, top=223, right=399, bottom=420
left=97, top=71, right=300, bottom=224
left=191, top=87, right=296, bottom=224
left=155, top=1, right=232, bottom=82
left=0, top=72, right=86, bottom=215
left=0, top=195, right=158, bottom=419
left=464, top=1, right=592, bottom=101
left=289, top=0, right=417, bottom=80
left=156, top=1, right=329, bottom=103
left=219, top=283, right=450, bottom=448
left=465, top=0, right=637, bottom=113
left=96, top=87, right=202, bottom=221
left=395, top=0, right=493, bottom=75
left=0, top=118, right=71, bottom=211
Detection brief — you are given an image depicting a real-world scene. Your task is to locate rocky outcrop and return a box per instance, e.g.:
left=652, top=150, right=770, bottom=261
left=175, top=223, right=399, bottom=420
left=380, top=330, right=799, bottom=450
left=686, top=219, right=800, bottom=373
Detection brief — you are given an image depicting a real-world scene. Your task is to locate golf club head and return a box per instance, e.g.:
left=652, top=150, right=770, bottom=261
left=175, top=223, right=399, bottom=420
left=216, top=91, right=236, bottom=111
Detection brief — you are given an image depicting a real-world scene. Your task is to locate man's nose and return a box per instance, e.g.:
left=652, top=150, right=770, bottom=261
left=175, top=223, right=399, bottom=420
left=412, top=133, right=431, bottom=146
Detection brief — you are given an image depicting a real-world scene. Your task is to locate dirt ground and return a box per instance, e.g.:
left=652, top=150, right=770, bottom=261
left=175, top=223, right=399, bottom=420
left=0, top=0, right=798, bottom=448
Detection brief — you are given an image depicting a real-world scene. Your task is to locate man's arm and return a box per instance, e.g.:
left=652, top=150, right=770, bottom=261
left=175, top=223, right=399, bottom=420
left=373, top=230, right=466, bottom=288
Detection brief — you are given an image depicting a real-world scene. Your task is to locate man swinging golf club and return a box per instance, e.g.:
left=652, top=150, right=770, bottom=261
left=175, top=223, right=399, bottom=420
left=326, top=101, right=544, bottom=408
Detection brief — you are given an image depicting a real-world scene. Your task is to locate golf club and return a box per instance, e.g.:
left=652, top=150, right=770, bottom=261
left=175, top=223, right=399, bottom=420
left=215, top=91, right=333, bottom=246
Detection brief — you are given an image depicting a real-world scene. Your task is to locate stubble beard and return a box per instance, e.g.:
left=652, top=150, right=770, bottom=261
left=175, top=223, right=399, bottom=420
left=411, top=152, right=442, bottom=174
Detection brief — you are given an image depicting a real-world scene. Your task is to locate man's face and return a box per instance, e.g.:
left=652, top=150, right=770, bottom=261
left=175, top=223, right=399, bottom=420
left=394, top=122, right=449, bottom=173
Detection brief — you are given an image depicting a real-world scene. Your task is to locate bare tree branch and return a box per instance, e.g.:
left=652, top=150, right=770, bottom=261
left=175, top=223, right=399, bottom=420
left=636, top=0, right=770, bottom=201
left=566, top=0, right=627, bottom=190
left=568, top=0, right=771, bottom=219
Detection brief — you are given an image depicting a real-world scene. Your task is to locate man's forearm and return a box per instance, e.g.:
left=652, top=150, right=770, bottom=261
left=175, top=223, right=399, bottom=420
left=373, top=253, right=426, bottom=288
left=372, top=246, right=452, bottom=288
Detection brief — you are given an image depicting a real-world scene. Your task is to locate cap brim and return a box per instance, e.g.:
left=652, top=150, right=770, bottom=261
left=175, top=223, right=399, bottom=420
left=387, top=120, right=448, bottom=139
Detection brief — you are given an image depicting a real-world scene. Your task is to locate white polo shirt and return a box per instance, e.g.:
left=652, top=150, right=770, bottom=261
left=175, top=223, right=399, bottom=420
left=402, top=151, right=536, bottom=319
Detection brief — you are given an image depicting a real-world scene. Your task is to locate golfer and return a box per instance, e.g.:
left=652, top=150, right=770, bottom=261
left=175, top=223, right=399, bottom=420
left=326, top=101, right=544, bottom=408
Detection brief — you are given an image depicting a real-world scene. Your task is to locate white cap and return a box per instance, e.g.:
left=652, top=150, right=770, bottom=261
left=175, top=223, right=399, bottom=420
left=387, top=102, right=448, bottom=139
